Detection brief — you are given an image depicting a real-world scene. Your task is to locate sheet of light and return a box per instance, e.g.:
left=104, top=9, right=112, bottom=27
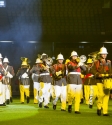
left=0, top=0, right=6, bottom=7
left=80, top=41, right=89, bottom=43
left=104, top=42, right=112, bottom=43
left=28, top=41, right=37, bottom=43
left=0, top=41, right=13, bottom=43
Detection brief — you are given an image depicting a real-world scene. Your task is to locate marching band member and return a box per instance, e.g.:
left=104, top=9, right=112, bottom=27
left=83, top=58, right=92, bottom=105
left=38, top=53, right=52, bottom=108
left=16, top=57, right=30, bottom=104
left=30, top=58, right=42, bottom=104
left=52, top=53, right=67, bottom=111
left=2, top=57, right=15, bottom=104
left=83, top=58, right=98, bottom=108
left=67, top=51, right=86, bottom=114
left=0, top=53, right=6, bottom=106
left=91, top=46, right=112, bottom=116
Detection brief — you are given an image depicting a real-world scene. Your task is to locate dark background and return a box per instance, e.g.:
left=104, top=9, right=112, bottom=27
left=0, top=0, right=112, bottom=95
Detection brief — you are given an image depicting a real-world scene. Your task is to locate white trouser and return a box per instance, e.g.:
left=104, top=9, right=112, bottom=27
left=0, top=82, right=3, bottom=104
left=53, top=85, right=67, bottom=105
left=39, top=83, right=51, bottom=106
left=2, top=84, right=10, bottom=103
left=34, top=82, right=40, bottom=99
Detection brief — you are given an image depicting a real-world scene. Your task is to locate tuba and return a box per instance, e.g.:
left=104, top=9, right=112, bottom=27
left=88, top=51, right=99, bottom=61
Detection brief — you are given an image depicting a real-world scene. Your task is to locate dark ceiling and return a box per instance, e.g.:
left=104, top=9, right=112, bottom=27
left=0, top=0, right=112, bottom=68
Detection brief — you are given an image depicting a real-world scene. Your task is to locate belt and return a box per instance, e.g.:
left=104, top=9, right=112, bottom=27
left=40, top=73, right=50, bottom=76
left=34, top=74, right=39, bottom=76
left=69, top=72, right=81, bottom=75
left=26, top=76, right=29, bottom=78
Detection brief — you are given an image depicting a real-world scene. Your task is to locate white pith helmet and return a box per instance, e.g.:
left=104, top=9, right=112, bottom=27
left=99, top=46, right=108, bottom=54
left=41, top=53, right=48, bottom=59
left=56, top=53, right=64, bottom=60
left=35, top=58, right=42, bottom=63
left=3, top=57, right=9, bottom=63
left=0, top=53, right=3, bottom=58
left=70, top=51, right=78, bottom=57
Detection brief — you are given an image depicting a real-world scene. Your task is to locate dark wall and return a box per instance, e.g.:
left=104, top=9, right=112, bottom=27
left=0, top=0, right=112, bottom=95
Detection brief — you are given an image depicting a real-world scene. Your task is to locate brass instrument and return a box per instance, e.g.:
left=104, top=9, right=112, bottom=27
left=88, top=51, right=99, bottom=61
left=76, top=55, right=87, bottom=66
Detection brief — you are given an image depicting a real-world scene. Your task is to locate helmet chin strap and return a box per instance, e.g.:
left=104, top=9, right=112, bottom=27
left=100, top=54, right=105, bottom=59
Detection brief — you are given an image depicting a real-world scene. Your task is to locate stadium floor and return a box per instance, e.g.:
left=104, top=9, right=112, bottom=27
left=0, top=98, right=112, bottom=125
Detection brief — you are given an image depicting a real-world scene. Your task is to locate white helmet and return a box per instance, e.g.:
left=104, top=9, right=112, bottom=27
left=3, top=58, right=9, bottom=63
left=0, top=53, right=3, bottom=58
left=35, top=58, right=42, bottom=63
left=41, top=53, right=47, bottom=56
left=99, top=46, right=108, bottom=54
left=56, top=54, right=64, bottom=60
left=70, top=51, right=78, bottom=57
left=41, top=53, right=48, bottom=59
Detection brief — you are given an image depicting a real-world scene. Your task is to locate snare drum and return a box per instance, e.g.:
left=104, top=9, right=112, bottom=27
left=103, top=78, right=112, bottom=89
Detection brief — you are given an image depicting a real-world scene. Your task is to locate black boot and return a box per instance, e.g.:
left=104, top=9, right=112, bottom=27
left=80, top=98, right=84, bottom=104
left=10, top=97, right=13, bottom=103
left=89, top=105, right=93, bottom=109
left=97, top=109, right=101, bottom=116
left=0, top=103, right=6, bottom=106
left=6, top=99, right=10, bottom=105
left=39, top=102, right=42, bottom=108
left=53, top=105, right=56, bottom=110
left=103, top=114, right=110, bottom=116
left=75, top=111, right=81, bottom=114
left=44, top=105, right=49, bottom=108
left=27, top=97, right=30, bottom=103
left=68, top=105, right=72, bottom=113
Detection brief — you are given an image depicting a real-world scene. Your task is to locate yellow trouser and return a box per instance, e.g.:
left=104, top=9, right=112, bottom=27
left=80, top=87, right=84, bottom=99
left=89, top=85, right=98, bottom=105
left=97, top=83, right=110, bottom=114
left=34, top=88, right=38, bottom=103
left=9, top=85, right=12, bottom=98
left=20, top=85, right=30, bottom=102
left=68, top=84, right=82, bottom=111
left=84, top=85, right=90, bottom=104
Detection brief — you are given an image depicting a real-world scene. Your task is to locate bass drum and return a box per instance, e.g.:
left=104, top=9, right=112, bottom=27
left=103, top=78, right=112, bottom=89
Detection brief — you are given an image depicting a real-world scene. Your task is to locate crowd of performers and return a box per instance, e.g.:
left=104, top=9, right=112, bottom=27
left=0, top=46, right=112, bottom=116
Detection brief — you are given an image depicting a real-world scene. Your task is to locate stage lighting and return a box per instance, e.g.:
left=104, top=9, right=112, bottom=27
left=0, top=0, right=6, bottom=7
left=28, top=41, right=37, bottom=43
left=80, top=41, right=89, bottom=43
left=0, top=41, right=13, bottom=43
left=104, top=42, right=112, bottom=43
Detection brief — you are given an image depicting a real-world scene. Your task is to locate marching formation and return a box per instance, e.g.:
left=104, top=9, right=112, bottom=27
left=0, top=46, right=112, bottom=116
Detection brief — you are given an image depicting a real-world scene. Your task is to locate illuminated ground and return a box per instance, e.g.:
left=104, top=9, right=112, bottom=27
left=0, top=98, right=112, bottom=125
